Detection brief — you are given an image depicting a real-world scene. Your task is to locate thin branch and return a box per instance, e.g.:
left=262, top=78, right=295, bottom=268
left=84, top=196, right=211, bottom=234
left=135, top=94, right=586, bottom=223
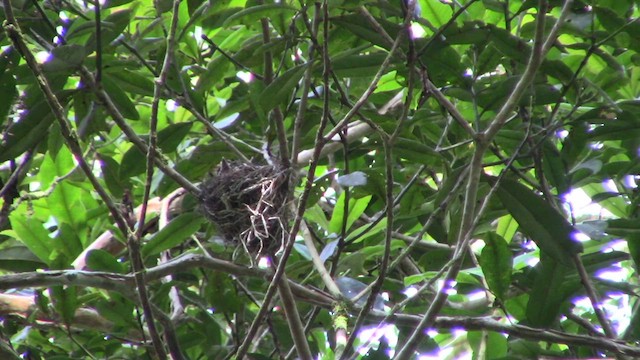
left=93, top=0, right=102, bottom=84
left=299, top=220, right=342, bottom=297
left=277, top=271, right=314, bottom=359
left=484, top=0, right=574, bottom=140
left=2, top=0, right=133, bottom=261
left=77, top=66, right=201, bottom=195
left=386, top=314, right=640, bottom=357
left=395, top=3, right=576, bottom=357
left=200, top=35, right=264, bottom=80
left=234, top=2, right=334, bottom=357
left=3, top=272, right=640, bottom=357
left=340, top=137, right=396, bottom=359
left=130, top=0, right=187, bottom=357
left=573, top=253, right=616, bottom=338
left=290, top=3, right=320, bottom=166
left=259, top=9, right=290, bottom=166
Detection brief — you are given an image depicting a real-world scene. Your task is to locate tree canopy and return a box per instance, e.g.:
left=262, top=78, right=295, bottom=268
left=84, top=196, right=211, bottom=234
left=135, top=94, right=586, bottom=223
left=1, top=0, right=640, bottom=358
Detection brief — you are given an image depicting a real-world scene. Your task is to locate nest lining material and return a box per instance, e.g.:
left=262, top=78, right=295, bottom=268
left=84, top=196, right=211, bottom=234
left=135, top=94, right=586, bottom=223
left=200, top=160, right=291, bottom=256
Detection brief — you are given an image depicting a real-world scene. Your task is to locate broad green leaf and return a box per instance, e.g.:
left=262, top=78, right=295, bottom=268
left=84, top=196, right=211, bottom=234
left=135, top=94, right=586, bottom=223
left=0, top=246, right=46, bottom=272
left=582, top=183, right=627, bottom=218
left=329, top=193, right=372, bottom=234
left=158, top=122, right=193, bottom=153
left=394, top=138, right=439, bottom=164
left=9, top=214, right=55, bottom=265
left=195, top=55, right=234, bottom=92
left=142, top=213, right=203, bottom=257
left=106, top=69, right=155, bottom=96
left=346, top=218, right=387, bottom=243
left=259, top=63, right=308, bottom=111
left=99, top=154, right=130, bottom=198
left=331, top=53, right=389, bottom=78
left=222, top=4, right=297, bottom=27
left=496, top=215, right=518, bottom=242
left=525, top=256, right=572, bottom=327
left=494, top=177, right=582, bottom=266
left=479, top=233, right=512, bottom=301
left=86, top=249, right=125, bottom=273
left=48, top=182, right=85, bottom=229
left=0, top=98, right=54, bottom=162
left=50, top=285, right=78, bottom=325
left=419, top=0, right=452, bottom=27
left=120, top=122, right=194, bottom=178
left=102, top=76, right=140, bottom=120
left=333, top=14, right=400, bottom=50
left=41, top=44, right=86, bottom=72
left=304, top=204, right=331, bottom=231
left=542, top=140, right=570, bottom=195
left=0, top=53, right=17, bottom=122
left=85, top=9, right=133, bottom=52
left=39, top=146, right=72, bottom=190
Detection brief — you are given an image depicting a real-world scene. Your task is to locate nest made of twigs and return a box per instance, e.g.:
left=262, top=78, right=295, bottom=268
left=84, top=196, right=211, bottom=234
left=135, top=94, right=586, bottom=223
left=199, top=159, right=291, bottom=256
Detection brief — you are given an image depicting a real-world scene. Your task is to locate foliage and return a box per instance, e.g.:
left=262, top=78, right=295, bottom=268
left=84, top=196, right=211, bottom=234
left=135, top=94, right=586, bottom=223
left=1, top=0, right=640, bottom=358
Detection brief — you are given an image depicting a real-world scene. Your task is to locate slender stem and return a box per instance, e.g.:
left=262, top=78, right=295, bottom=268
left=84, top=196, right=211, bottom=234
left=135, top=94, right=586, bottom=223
left=290, top=3, right=320, bottom=166
left=573, top=253, right=616, bottom=338
left=2, top=1, right=132, bottom=259
left=94, top=0, right=102, bottom=84
left=277, top=272, right=314, bottom=359
left=299, top=220, right=342, bottom=296
left=395, top=2, right=576, bottom=357
left=339, top=137, right=396, bottom=359
left=234, top=4, right=333, bottom=356
left=79, top=66, right=200, bottom=195
left=260, top=11, right=290, bottom=166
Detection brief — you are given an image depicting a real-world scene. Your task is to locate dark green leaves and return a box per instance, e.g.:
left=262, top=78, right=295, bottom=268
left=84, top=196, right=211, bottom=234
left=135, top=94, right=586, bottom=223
left=259, top=63, right=309, bottom=111
left=142, top=213, right=203, bottom=258
left=493, top=177, right=582, bottom=266
left=525, top=256, right=573, bottom=327
left=479, top=233, right=512, bottom=301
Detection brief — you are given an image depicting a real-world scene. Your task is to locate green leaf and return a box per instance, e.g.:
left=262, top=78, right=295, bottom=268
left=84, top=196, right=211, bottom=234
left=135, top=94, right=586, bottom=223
left=102, top=76, right=140, bottom=120
left=303, top=204, right=331, bottom=232
left=86, top=249, right=125, bottom=273
left=99, top=154, right=130, bottom=198
left=419, top=0, right=452, bottom=27
left=41, top=44, right=86, bottom=72
left=0, top=246, right=46, bottom=272
left=9, top=214, right=55, bottom=265
left=106, top=69, right=155, bottom=96
left=50, top=285, right=78, bottom=325
left=479, top=233, right=512, bottom=301
left=119, top=122, right=193, bottom=179
left=525, top=256, right=572, bottom=327
left=222, top=4, right=297, bottom=27
left=0, top=97, right=54, bottom=162
left=142, top=213, right=203, bottom=257
left=493, top=177, right=582, bottom=266
left=0, top=54, right=17, bottom=122
left=346, top=218, right=387, bottom=243
left=496, top=215, right=518, bottom=242
left=329, top=194, right=372, bottom=234
left=333, top=14, right=400, bottom=50
left=48, top=182, right=85, bottom=229
left=158, top=122, right=193, bottom=153
left=331, top=53, right=389, bottom=78
left=85, top=9, right=133, bottom=52
left=259, top=63, right=308, bottom=111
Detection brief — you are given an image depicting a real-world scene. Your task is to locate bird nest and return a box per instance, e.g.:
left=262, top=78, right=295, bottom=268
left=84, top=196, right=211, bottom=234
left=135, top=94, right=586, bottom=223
left=199, top=160, right=292, bottom=257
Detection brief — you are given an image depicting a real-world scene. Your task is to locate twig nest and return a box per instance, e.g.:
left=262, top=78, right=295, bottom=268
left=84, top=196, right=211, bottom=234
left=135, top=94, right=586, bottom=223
left=200, top=159, right=291, bottom=256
